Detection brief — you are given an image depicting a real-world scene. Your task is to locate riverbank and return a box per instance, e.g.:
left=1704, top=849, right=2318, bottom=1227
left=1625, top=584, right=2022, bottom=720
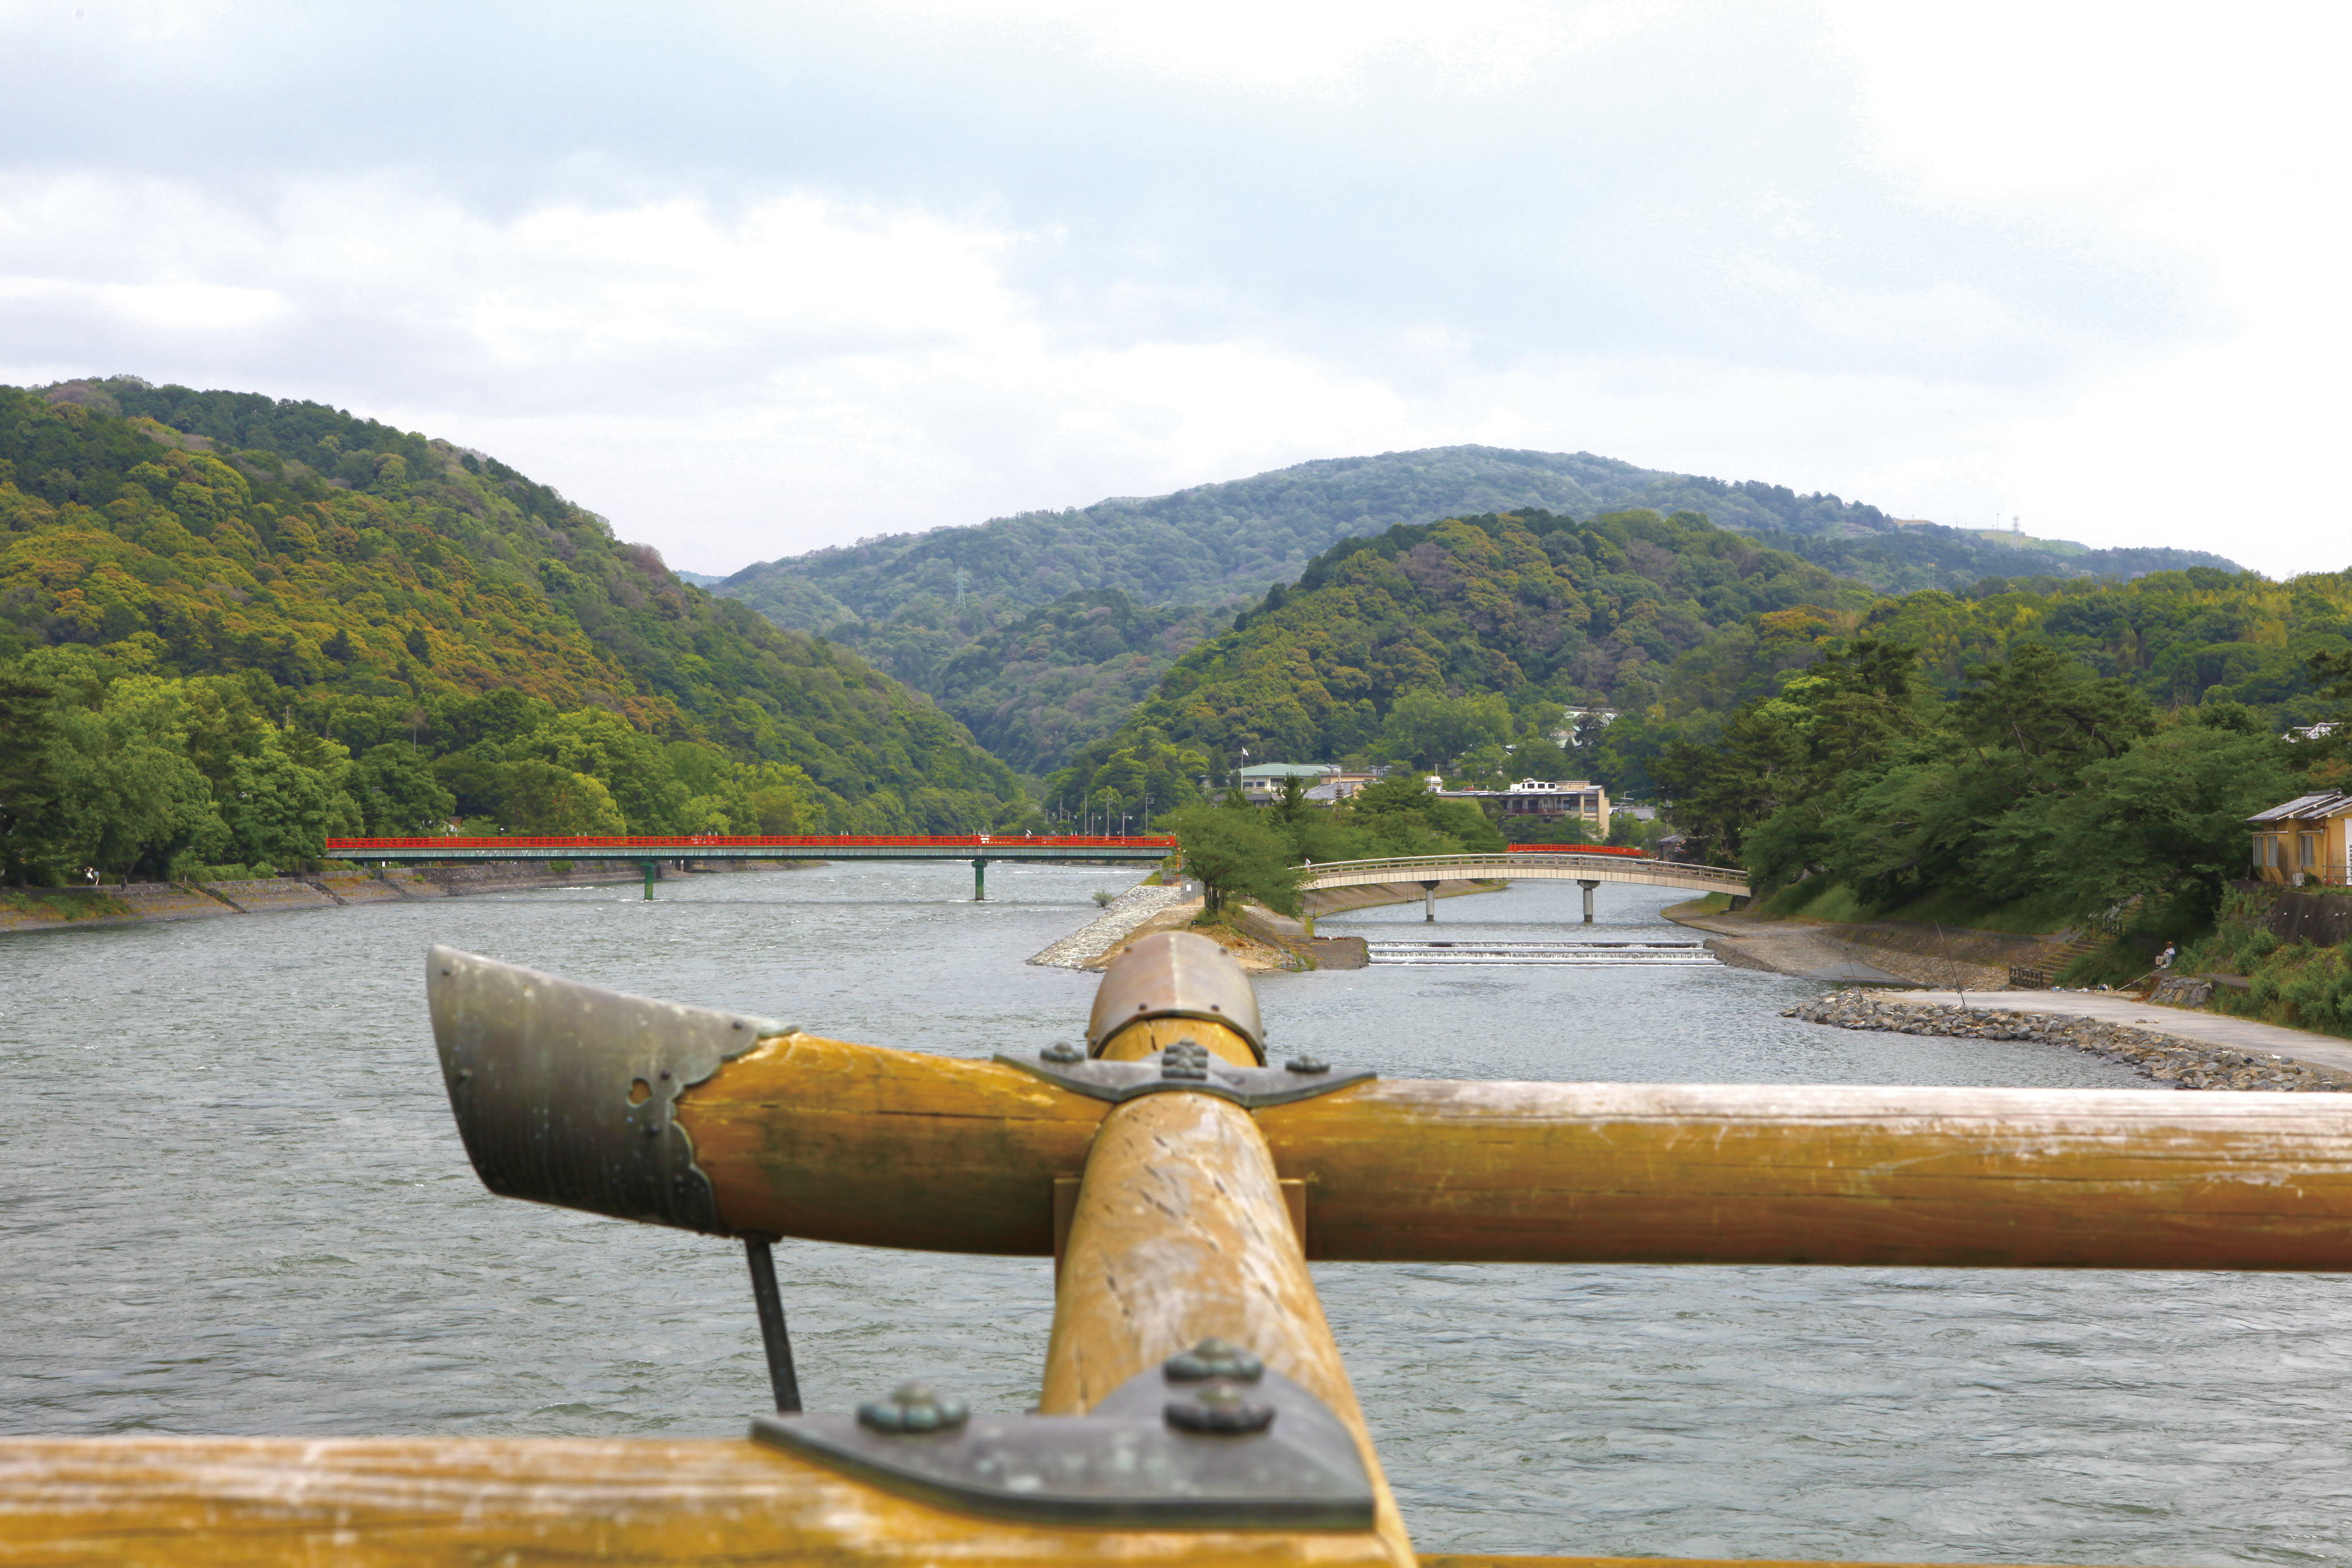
left=1786, top=993, right=2352, bottom=1091
left=1666, top=901, right=2061, bottom=988
left=0, top=860, right=802, bottom=936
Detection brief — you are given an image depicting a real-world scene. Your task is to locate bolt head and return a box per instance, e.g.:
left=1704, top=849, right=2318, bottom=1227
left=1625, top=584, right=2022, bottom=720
left=1041, top=1042, right=1084, bottom=1064
left=1164, top=1337, right=1264, bottom=1383
left=857, top=1380, right=970, bottom=1434
left=1165, top=1381, right=1276, bottom=1435
left=1284, top=1054, right=1330, bottom=1074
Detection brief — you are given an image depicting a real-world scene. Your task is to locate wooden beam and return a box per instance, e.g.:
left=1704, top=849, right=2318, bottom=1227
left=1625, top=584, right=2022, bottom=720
left=681, top=1044, right=2352, bottom=1269
left=678, top=1031, right=1101, bottom=1256
left=1041, top=1088, right=1414, bottom=1565
left=0, top=1436, right=1413, bottom=1565
left=1260, top=1079, right=2352, bottom=1269
left=0, top=1438, right=2115, bottom=1565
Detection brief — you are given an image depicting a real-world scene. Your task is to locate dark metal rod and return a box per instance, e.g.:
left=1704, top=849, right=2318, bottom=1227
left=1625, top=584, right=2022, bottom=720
left=743, top=1237, right=802, bottom=1413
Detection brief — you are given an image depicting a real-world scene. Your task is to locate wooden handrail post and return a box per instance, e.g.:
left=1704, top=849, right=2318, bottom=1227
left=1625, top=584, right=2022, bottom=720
left=1041, top=1088, right=1413, bottom=1565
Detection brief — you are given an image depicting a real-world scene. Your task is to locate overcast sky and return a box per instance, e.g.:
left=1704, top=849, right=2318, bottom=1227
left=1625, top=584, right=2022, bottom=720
left=2, top=2, right=2343, bottom=577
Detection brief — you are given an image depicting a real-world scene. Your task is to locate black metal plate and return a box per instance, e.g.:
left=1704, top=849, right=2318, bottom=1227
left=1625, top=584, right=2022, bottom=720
left=751, top=1367, right=1375, bottom=1530
left=993, top=1050, right=1374, bottom=1109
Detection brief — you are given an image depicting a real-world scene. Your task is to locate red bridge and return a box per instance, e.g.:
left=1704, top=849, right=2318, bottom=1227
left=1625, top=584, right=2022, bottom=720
left=326, top=834, right=1177, bottom=901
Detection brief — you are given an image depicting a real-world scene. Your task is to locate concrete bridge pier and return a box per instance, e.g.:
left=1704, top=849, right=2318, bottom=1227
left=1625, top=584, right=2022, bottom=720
left=640, top=861, right=659, bottom=900
left=1579, top=878, right=1600, bottom=924
left=973, top=858, right=989, bottom=902
left=1421, top=880, right=1439, bottom=922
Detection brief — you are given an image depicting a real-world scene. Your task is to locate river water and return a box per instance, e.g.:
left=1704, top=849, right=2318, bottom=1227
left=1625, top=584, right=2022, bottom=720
left=3, top=864, right=2346, bottom=1564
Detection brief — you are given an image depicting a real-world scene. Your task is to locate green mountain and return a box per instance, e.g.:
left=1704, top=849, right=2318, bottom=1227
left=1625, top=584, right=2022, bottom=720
left=1044, top=506, right=1872, bottom=816
left=715, top=445, right=2237, bottom=776
left=0, top=376, right=1022, bottom=881
left=720, top=447, right=2236, bottom=629
left=1045, top=504, right=2351, bottom=833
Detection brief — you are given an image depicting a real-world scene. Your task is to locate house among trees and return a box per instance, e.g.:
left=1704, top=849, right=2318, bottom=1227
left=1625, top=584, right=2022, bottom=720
left=1435, top=779, right=1612, bottom=835
left=2248, top=791, right=2351, bottom=885
left=1233, top=762, right=1383, bottom=804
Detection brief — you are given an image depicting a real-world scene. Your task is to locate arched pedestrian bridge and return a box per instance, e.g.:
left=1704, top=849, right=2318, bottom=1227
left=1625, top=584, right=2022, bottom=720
left=1297, top=849, right=1749, bottom=923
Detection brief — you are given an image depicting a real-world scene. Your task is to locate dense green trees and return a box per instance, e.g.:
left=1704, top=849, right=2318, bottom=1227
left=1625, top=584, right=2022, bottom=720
left=709, top=447, right=2228, bottom=784
left=1654, top=639, right=2309, bottom=936
left=1162, top=768, right=1505, bottom=919
left=0, top=377, right=1029, bottom=881
left=352, top=743, right=455, bottom=836
left=1164, top=801, right=1301, bottom=915
left=1067, top=507, right=1867, bottom=784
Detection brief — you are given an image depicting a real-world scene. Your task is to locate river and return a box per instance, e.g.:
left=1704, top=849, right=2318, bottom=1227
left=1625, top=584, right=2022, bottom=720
left=2, top=863, right=2345, bottom=1564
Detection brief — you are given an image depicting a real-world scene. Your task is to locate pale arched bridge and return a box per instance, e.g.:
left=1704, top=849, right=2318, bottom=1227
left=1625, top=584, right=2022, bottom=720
left=1296, top=850, right=1749, bottom=923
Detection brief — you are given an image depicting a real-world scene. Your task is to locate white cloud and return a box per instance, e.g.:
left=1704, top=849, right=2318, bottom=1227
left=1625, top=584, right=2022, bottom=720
left=1817, top=1, right=2352, bottom=573
left=0, top=2, right=2342, bottom=580
left=870, top=0, right=1676, bottom=95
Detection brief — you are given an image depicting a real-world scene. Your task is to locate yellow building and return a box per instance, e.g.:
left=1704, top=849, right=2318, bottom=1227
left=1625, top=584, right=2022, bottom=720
left=2248, top=790, right=2351, bottom=885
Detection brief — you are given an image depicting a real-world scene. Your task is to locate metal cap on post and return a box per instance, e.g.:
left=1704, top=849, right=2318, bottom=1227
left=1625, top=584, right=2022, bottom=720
left=1086, top=931, right=1266, bottom=1064
left=426, top=945, right=793, bottom=1233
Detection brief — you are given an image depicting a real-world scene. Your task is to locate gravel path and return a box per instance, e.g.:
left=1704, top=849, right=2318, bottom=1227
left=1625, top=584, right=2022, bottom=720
left=1785, top=994, right=2352, bottom=1091
left=1026, top=883, right=1192, bottom=969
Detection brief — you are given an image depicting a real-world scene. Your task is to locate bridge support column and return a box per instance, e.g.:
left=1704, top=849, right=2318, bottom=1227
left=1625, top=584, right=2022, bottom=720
left=973, top=857, right=988, bottom=902
left=1579, top=878, right=1600, bottom=924
left=1420, top=880, right=1438, bottom=922
left=641, top=861, right=657, bottom=901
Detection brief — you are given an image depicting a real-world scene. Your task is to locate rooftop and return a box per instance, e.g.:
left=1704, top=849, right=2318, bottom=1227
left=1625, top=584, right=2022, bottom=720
left=2248, top=791, right=2352, bottom=823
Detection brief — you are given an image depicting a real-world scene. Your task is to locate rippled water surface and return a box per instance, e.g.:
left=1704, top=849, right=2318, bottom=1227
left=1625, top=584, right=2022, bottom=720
left=4, top=865, right=2346, bottom=1563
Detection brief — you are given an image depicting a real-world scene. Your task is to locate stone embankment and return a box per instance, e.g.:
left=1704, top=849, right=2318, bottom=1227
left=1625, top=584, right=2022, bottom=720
left=1784, top=995, right=2352, bottom=1092
left=1027, top=884, right=1195, bottom=969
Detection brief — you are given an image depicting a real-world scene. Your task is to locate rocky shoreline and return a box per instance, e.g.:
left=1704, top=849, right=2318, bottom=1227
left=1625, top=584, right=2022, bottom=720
left=1784, top=995, right=2352, bottom=1092
left=1026, top=883, right=1194, bottom=969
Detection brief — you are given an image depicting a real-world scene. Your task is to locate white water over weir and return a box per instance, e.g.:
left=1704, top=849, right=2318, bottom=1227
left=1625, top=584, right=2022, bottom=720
left=1367, top=938, right=1719, bottom=967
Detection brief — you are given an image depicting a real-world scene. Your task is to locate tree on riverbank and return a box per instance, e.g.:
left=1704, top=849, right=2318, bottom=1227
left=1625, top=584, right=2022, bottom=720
left=1657, top=638, right=2309, bottom=944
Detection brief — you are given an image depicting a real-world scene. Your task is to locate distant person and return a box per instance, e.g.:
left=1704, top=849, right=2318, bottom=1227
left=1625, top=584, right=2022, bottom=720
left=2155, top=943, right=2176, bottom=971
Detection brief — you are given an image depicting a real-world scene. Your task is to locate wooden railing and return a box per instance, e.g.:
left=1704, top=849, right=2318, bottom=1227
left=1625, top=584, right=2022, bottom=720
left=1295, top=850, right=1749, bottom=892
left=21, top=936, right=2341, bottom=1563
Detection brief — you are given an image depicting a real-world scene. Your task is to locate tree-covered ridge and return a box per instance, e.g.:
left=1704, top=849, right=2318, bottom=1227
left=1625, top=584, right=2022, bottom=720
left=898, top=590, right=1239, bottom=774
left=719, top=443, right=2238, bottom=631
left=1739, top=521, right=2235, bottom=597
left=1578, top=564, right=2352, bottom=804
left=0, top=379, right=1022, bottom=878
left=1043, top=507, right=1866, bottom=810
left=712, top=444, right=2234, bottom=778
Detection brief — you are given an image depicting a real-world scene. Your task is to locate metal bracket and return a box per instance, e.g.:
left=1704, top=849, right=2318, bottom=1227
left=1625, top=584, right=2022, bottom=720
left=751, top=1364, right=1375, bottom=1530
left=993, top=1049, right=1373, bottom=1110
left=427, top=946, right=794, bottom=1235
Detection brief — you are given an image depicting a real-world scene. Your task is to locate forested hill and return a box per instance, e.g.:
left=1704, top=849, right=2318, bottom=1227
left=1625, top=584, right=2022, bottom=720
left=1046, top=506, right=1871, bottom=812
left=0, top=377, right=1020, bottom=881
left=1043, top=505, right=2350, bottom=837
left=713, top=444, right=2234, bottom=778
left=716, top=444, right=2237, bottom=629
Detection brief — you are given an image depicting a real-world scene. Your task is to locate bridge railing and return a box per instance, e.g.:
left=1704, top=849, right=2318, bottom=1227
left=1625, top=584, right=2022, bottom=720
left=327, top=834, right=1177, bottom=853
left=1295, top=850, right=1749, bottom=889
